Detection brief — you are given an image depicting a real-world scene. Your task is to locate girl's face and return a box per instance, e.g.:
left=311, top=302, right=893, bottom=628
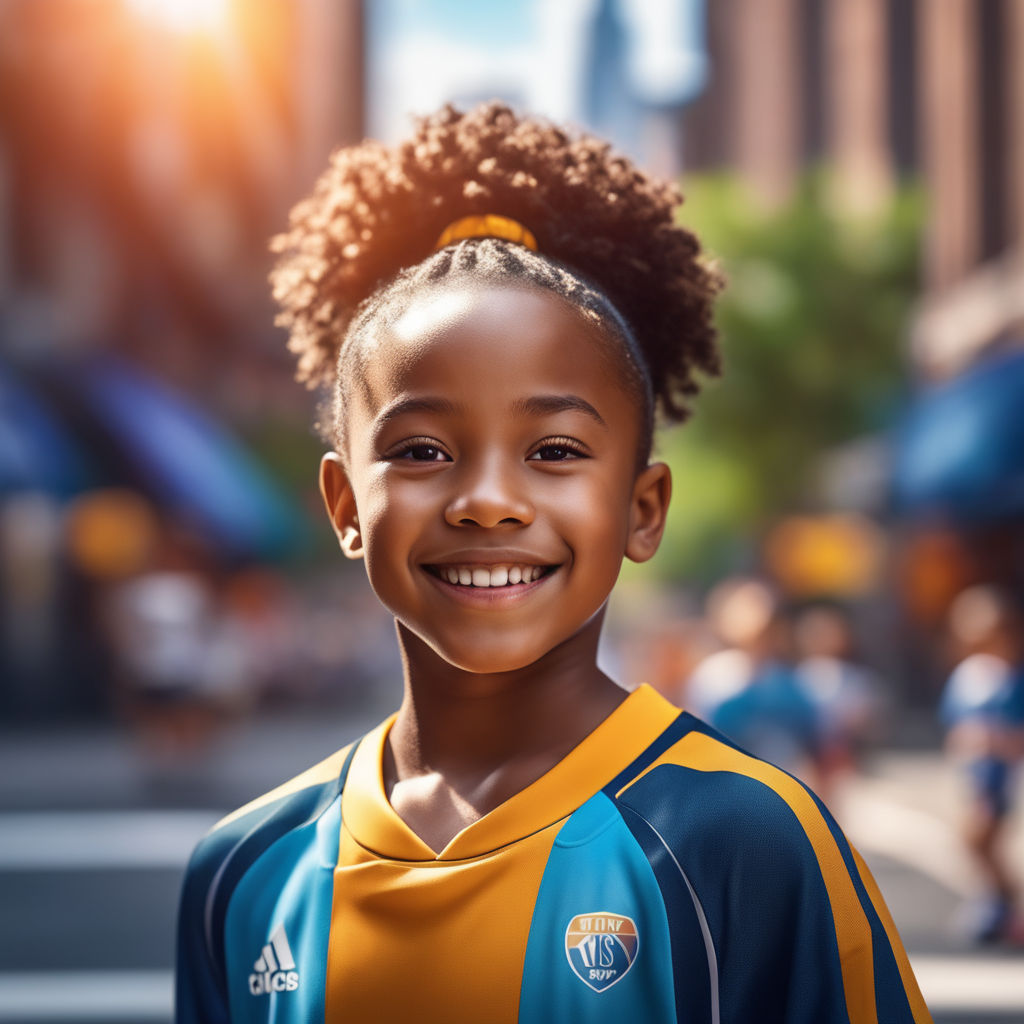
left=320, top=282, right=670, bottom=675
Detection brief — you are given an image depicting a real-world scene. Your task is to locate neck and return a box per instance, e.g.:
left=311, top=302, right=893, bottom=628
left=388, top=616, right=625, bottom=781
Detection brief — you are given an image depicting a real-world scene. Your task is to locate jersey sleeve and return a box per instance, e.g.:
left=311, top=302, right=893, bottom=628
left=698, top=783, right=929, bottom=1024
left=615, top=721, right=932, bottom=1024
left=174, top=743, right=357, bottom=1023
left=176, top=825, right=238, bottom=1024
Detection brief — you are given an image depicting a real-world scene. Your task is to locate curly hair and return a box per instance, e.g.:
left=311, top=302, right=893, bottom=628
left=270, top=101, right=722, bottom=456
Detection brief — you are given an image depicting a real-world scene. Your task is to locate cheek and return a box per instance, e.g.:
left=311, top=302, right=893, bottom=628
left=353, top=476, right=403, bottom=564
left=547, top=474, right=636, bottom=563
left=359, top=476, right=432, bottom=575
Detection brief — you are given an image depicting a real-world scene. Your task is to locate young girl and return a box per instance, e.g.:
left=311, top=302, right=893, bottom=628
left=176, top=103, right=931, bottom=1024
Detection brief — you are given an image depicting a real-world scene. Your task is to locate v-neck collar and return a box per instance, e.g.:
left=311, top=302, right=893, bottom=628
left=340, top=684, right=680, bottom=862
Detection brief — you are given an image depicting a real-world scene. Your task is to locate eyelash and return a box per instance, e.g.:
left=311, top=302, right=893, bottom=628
left=527, top=436, right=589, bottom=461
left=387, top=437, right=451, bottom=462
left=384, top=435, right=590, bottom=463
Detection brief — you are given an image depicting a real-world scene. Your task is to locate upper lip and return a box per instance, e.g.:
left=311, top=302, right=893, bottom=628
left=420, top=549, right=558, bottom=567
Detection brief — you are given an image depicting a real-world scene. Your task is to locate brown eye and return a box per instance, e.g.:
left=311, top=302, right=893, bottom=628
left=528, top=439, right=587, bottom=461
left=535, top=445, right=572, bottom=461
left=402, top=444, right=446, bottom=461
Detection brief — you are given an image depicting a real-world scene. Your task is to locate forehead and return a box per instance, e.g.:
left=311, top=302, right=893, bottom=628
left=357, top=284, right=633, bottom=418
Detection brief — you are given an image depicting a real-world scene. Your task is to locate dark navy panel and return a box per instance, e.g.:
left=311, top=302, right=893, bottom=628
left=175, top=743, right=357, bottom=1024
left=616, top=802, right=716, bottom=1024
left=671, top=712, right=759, bottom=757
left=618, top=764, right=852, bottom=1024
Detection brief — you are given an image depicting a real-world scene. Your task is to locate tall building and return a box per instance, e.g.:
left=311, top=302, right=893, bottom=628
left=684, top=0, right=1024, bottom=379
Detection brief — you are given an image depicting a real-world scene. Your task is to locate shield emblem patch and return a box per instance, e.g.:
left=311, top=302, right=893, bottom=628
left=564, top=912, right=639, bottom=992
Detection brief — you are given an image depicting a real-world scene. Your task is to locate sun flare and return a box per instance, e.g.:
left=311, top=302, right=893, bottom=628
left=124, top=0, right=231, bottom=35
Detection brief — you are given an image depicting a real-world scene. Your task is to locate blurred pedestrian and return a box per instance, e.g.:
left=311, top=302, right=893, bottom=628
left=794, top=602, right=884, bottom=800
left=940, top=584, right=1024, bottom=944
left=688, top=578, right=822, bottom=781
left=98, top=524, right=251, bottom=763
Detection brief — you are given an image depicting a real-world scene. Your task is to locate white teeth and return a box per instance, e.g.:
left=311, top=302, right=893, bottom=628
left=437, top=564, right=546, bottom=587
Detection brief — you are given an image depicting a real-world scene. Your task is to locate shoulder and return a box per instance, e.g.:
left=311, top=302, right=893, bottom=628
left=944, top=653, right=1009, bottom=701
left=184, top=741, right=356, bottom=891
left=617, top=715, right=821, bottom=841
left=175, top=741, right=360, bottom=1022
left=614, top=716, right=856, bottom=901
left=613, top=718, right=932, bottom=1021
left=178, top=742, right=358, bottom=962
left=610, top=715, right=930, bottom=1021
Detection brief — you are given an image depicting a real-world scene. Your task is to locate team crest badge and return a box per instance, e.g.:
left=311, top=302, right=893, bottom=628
left=564, top=912, right=639, bottom=992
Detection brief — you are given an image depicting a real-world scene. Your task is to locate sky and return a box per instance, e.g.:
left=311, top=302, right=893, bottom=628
left=365, top=0, right=708, bottom=148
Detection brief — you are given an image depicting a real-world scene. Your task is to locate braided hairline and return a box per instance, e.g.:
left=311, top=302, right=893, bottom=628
left=333, top=238, right=655, bottom=462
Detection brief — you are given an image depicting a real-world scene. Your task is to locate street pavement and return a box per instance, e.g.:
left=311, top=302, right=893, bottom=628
left=1, top=701, right=1022, bottom=1024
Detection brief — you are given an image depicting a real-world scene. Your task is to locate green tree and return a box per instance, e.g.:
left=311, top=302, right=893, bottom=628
left=644, top=174, right=923, bottom=584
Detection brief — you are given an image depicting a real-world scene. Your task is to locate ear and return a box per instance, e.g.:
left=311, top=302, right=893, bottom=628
left=319, top=452, right=364, bottom=560
left=625, top=461, right=671, bottom=564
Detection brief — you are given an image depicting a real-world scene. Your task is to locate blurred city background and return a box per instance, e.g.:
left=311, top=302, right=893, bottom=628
left=1, top=0, right=1023, bottom=1021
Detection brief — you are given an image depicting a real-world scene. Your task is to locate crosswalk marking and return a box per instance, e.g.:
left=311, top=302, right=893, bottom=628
left=912, top=954, right=1024, bottom=1011
left=0, top=811, right=221, bottom=870
left=0, top=971, right=171, bottom=1021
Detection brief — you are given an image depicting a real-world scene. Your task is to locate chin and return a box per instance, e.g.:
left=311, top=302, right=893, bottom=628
left=420, top=633, right=549, bottom=676
left=435, top=646, right=542, bottom=676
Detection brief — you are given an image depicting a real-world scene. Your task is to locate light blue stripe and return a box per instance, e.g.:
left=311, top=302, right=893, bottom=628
left=223, top=795, right=341, bottom=1023
left=518, top=792, right=676, bottom=1023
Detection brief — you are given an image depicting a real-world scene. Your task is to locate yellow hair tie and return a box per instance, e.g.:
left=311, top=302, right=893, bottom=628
left=434, top=214, right=538, bottom=252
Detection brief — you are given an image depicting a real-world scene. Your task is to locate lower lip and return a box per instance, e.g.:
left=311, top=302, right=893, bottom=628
left=423, top=568, right=557, bottom=606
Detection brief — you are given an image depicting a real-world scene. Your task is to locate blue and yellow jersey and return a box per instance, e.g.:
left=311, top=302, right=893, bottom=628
left=176, top=685, right=931, bottom=1023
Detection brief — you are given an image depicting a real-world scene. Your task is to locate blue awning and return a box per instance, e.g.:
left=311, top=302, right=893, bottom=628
left=0, top=362, right=92, bottom=498
left=56, top=357, right=305, bottom=560
left=891, top=348, right=1024, bottom=523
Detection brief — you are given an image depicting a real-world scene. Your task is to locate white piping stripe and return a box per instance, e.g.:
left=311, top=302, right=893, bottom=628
left=637, top=813, right=721, bottom=1024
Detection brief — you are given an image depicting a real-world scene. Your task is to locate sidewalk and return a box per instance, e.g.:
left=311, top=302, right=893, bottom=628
left=840, top=749, right=1024, bottom=900
left=0, top=701, right=392, bottom=811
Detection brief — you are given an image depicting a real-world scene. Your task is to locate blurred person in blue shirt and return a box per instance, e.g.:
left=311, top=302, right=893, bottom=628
left=794, top=603, right=885, bottom=801
left=687, top=578, right=822, bottom=782
left=940, top=584, right=1024, bottom=944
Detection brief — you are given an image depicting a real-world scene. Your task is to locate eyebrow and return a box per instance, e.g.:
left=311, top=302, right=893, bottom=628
left=510, top=394, right=607, bottom=427
left=373, top=393, right=607, bottom=429
left=374, top=396, right=461, bottom=427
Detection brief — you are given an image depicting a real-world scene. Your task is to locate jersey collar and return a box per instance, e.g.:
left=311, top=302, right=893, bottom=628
left=341, top=684, right=680, bottom=862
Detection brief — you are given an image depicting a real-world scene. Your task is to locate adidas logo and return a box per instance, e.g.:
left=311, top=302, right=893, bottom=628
left=248, top=924, right=300, bottom=996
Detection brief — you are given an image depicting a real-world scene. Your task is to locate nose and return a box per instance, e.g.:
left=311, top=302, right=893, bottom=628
left=443, top=459, right=535, bottom=529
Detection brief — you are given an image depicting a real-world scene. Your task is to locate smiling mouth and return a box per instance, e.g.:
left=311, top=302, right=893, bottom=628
left=424, top=564, right=556, bottom=588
